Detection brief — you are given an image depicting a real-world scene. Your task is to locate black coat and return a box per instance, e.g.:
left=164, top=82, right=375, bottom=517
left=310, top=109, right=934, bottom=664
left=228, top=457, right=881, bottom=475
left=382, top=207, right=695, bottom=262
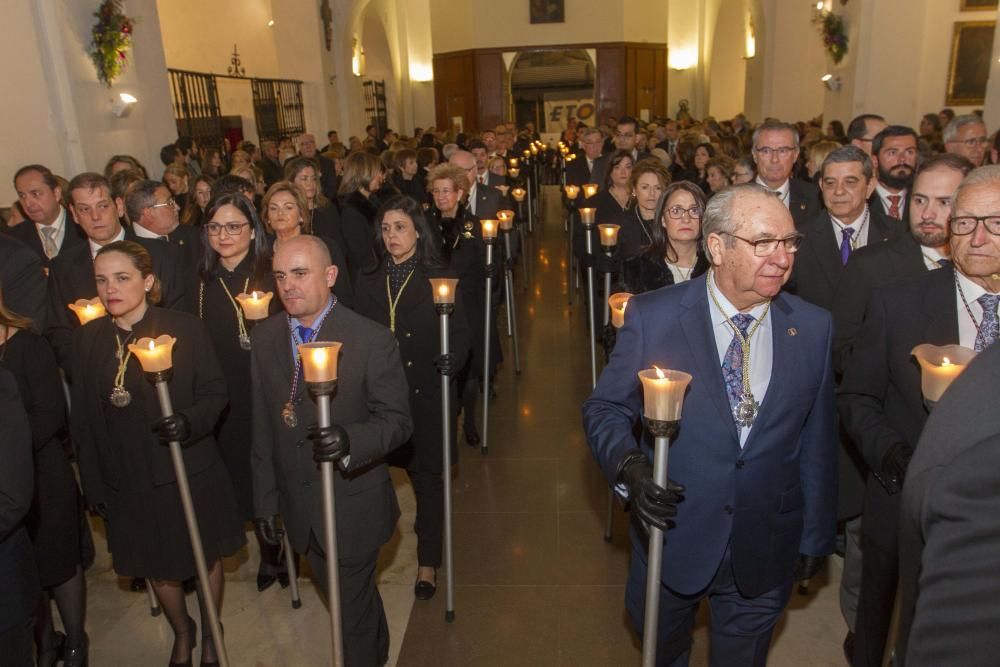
left=310, top=201, right=347, bottom=266
left=3, top=211, right=86, bottom=268
left=390, top=171, right=428, bottom=204
left=616, top=252, right=710, bottom=295
left=338, top=191, right=379, bottom=280
left=788, top=178, right=824, bottom=229
left=355, top=261, right=472, bottom=472
left=565, top=155, right=596, bottom=187
left=0, top=233, right=47, bottom=331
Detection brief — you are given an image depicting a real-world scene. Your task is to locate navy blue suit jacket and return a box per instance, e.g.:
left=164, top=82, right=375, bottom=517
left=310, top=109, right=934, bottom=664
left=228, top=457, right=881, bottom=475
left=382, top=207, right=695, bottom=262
left=582, top=274, right=838, bottom=598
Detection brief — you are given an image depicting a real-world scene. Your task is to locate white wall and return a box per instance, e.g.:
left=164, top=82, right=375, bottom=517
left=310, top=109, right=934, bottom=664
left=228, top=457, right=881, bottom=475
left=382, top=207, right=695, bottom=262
left=708, top=1, right=748, bottom=119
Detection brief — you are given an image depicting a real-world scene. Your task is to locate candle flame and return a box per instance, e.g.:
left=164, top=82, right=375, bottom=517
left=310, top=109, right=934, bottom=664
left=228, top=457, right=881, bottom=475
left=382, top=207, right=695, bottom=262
left=438, top=284, right=449, bottom=296
left=84, top=304, right=94, bottom=314
left=312, top=347, right=328, bottom=366
left=148, top=340, right=155, bottom=351
left=941, top=357, right=951, bottom=367
left=252, top=290, right=259, bottom=300
left=653, top=365, right=666, bottom=379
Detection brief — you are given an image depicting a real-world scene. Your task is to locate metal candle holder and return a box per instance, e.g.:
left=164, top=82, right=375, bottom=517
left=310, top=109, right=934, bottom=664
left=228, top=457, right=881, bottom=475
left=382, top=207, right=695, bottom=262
left=498, top=211, right=521, bottom=375
left=430, top=277, right=459, bottom=622
left=598, top=224, right=621, bottom=327
left=480, top=220, right=499, bottom=456
left=579, top=207, right=598, bottom=388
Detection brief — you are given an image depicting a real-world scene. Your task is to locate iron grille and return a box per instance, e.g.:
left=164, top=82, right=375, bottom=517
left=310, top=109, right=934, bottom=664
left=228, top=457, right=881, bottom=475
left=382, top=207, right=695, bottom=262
left=363, top=80, right=388, bottom=138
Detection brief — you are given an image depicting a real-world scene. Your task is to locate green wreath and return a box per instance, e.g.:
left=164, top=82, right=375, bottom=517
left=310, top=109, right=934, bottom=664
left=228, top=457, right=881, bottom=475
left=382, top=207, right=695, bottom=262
left=90, top=0, right=135, bottom=86
left=815, top=11, right=848, bottom=65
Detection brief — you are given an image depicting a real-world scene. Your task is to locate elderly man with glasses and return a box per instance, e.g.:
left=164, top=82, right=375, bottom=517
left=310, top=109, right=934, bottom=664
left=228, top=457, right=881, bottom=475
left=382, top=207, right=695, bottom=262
left=584, top=182, right=837, bottom=666
left=752, top=119, right=824, bottom=228
left=943, top=114, right=989, bottom=167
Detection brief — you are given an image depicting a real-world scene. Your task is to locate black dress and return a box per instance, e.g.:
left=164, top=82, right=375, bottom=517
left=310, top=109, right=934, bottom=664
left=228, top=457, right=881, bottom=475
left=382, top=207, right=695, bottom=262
left=614, top=208, right=657, bottom=261
left=0, top=329, right=93, bottom=587
left=196, top=254, right=278, bottom=520
left=70, top=307, right=245, bottom=581
left=338, top=191, right=379, bottom=281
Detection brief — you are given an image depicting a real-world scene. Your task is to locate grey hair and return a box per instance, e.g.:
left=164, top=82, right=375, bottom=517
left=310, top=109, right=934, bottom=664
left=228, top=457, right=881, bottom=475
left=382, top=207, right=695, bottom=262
left=943, top=114, right=986, bottom=144
left=580, top=127, right=603, bottom=142
left=820, top=145, right=874, bottom=181
left=752, top=120, right=800, bottom=150
left=441, top=143, right=459, bottom=160
left=953, top=165, right=1000, bottom=211
left=700, top=183, right=773, bottom=255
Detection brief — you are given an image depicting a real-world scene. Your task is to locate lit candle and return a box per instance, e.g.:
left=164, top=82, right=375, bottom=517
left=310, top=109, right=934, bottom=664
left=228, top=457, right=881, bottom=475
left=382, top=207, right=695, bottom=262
left=68, top=297, right=107, bottom=325
left=298, top=341, right=342, bottom=383
left=609, top=292, right=632, bottom=328
left=480, top=219, right=499, bottom=240
left=582, top=183, right=599, bottom=198
left=579, top=207, right=596, bottom=226
left=564, top=184, right=580, bottom=200
left=129, top=335, right=177, bottom=373
left=496, top=210, right=515, bottom=231
left=599, top=224, right=621, bottom=249
left=511, top=187, right=526, bottom=202
left=565, top=154, right=576, bottom=163
left=235, top=290, right=274, bottom=320
left=429, top=277, right=459, bottom=305
left=522, top=150, right=531, bottom=159
left=509, top=167, right=520, bottom=178
left=530, top=145, right=539, bottom=155
left=637, top=367, right=693, bottom=422
left=912, top=343, right=977, bottom=402
left=509, top=158, right=519, bottom=169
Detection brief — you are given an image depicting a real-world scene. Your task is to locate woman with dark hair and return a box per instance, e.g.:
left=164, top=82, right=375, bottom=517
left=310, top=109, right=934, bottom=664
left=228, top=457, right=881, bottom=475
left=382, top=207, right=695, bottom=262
left=426, top=163, right=495, bottom=448
left=261, top=181, right=354, bottom=307
left=71, top=241, right=244, bottom=666
left=194, top=193, right=287, bottom=593
left=201, top=148, right=225, bottom=179
left=616, top=158, right=671, bottom=260
left=0, top=289, right=92, bottom=666
left=355, top=195, right=471, bottom=600
left=338, top=151, right=387, bottom=279
left=181, top=174, right=215, bottom=227
left=617, top=181, right=710, bottom=295
left=390, top=148, right=426, bottom=201
left=705, top=156, right=735, bottom=195
left=827, top=120, right=847, bottom=143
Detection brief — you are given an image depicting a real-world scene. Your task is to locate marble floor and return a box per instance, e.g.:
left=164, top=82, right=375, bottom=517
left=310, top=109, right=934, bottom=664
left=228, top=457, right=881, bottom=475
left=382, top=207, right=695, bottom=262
left=75, top=186, right=851, bottom=665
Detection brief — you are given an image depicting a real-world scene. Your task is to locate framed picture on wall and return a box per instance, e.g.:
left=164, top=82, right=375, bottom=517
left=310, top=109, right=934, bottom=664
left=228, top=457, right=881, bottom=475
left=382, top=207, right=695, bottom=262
left=946, top=21, right=996, bottom=105
left=530, top=0, right=564, bottom=24
left=961, top=0, right=998, bottom=11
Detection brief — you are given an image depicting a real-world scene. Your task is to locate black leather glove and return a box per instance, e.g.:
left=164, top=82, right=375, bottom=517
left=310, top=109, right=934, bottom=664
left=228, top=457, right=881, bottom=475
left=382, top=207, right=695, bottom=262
left=484, top=261, right=501, bottom=281
left=620, top=453, right=684, bottom=533
left=878, top=442, right=913, bottom=494
left=578, top=252, right=595, bottom=269
left=602, top=324, right=617, bottom=362
left=595, top=252, right=621, bottom=275
left=254, top=516, right=281, bottom=546
left=90, top=503, right=109, bottom=521
left=795, top=554, right=825, bottom=582
left=309, top=423, right=350, bottom=464
left=152, top=413, right=191, bottom=446
left=434, top=353, right=458, bottom=376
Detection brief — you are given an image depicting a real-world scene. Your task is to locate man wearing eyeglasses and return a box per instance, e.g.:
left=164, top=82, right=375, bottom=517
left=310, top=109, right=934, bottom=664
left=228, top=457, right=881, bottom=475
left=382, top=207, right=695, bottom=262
left=751, top=120, right=822, bottom=228
left=125, top=179, right=202, bottom=278
left=839, top=165, right=1000, bottom=667
left=943, top=114, right=989, bottom=167
left=584, top=183, right=836, bottom=666
left=591, top=116, right=651, bottom=190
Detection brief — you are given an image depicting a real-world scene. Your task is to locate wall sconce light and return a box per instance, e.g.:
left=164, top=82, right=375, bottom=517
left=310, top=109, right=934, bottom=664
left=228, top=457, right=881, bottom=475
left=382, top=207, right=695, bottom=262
left=744, top=16, right=757, bottom=59
left=267, top=19, right=274, bottom=27
left=352, top=38, right=363, bottom=77
left=821, top=73, right=842, bottom=91
left=110, top=92, right=137, bottom=118
left=410, top=63, right=433, bottom=83
left=669, top=47, right=697, bottom=71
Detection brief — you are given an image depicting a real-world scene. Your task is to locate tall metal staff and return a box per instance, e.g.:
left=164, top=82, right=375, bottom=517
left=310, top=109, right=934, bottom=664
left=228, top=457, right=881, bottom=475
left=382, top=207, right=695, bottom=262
left=497, top=210, right=521, bottom=375
left=299, top=341, right=346, bottom=666
left=636, top=367, right=693, bottom=667
left=522, top=150, right=535, bottom=234
left=510, top=185, right=529, bottom=278
left=430, top=278, right=459, bottom=622
left=129, top=336, right=229, bottom=667
left=579, top=206, right=598, bottom=387
left=564, top=185, right=580, bottom=306
left=480, top=219, right=500, bottom=455
left=597, top=224, right=621, bottom=326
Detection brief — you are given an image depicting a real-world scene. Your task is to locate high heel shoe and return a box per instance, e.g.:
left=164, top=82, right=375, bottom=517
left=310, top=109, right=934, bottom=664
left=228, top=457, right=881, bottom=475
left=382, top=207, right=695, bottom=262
left=62, top=633, right=89, bottom=667
left=464, top=423, right=481, bottom=446
left=168, top=616, right=197, bottom=667
left=200, top=622, right=225, bottom=667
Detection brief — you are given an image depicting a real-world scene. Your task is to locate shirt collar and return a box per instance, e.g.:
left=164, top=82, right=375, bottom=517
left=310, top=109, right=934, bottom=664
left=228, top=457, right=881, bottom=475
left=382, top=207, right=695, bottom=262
left=830, top=204, right=869, bottom=228
left=89, top=226, right=126, bottom=259
left=708, top=271, right=772, bottom=326
left=756, top=177, right=789, bottom=199
left=36, top=206, right=66, bottom=235
left=875, top=182, right=906, bottom=200
left=290, top=295, right=335, bottom=336
left=956, top=268, right=991, bottom=302
left=131, top=221, right=160, bottom=239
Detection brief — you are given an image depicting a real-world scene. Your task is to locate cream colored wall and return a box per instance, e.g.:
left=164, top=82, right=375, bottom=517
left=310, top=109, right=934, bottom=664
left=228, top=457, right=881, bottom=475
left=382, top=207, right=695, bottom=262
left=707, top=1, right=748, bottom=119
left=757, top=0, right=826, bottom=123
left=667, top=0, right=706, bottom=119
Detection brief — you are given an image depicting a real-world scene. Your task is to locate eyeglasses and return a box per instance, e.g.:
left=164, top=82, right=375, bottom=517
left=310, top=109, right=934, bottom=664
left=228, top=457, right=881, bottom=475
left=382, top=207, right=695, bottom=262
left=948, top=136, right=990, bottom=148
left=666, top=205, right=702, bottom=219
left=949, top=216, right=1000, bottom=236
left=723, top=232, right=804, bottom=256
left=753, top=146, right=797, bottom=158
left=205, top=222, right=251, bottom=236
left=149, top=198, right=176, bottom=210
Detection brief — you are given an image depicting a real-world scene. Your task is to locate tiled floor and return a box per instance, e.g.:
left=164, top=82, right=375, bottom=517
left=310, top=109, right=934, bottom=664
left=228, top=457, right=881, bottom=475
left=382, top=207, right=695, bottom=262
left=76, top=186, right=850, bottom=665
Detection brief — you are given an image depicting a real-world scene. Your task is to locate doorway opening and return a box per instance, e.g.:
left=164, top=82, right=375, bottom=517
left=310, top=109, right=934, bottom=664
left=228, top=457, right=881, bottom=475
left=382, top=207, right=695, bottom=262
left=509, top=50, right=595, bottom=136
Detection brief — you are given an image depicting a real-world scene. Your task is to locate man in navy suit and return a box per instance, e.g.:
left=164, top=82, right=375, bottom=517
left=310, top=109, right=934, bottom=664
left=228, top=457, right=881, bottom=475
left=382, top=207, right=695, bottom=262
left=583, top=183, right=838, bottom=666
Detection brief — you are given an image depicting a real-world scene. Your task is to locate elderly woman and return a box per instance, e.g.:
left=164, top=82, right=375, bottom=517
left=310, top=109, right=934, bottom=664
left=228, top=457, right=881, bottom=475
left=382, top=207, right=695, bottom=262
left=704, top=156, right=735, bottom=195
left=337, top=151, right=386, bottom=280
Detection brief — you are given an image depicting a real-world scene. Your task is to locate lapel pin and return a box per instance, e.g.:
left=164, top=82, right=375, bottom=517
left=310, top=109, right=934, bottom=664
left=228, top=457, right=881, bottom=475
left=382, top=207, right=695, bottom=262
left=787, top=327, right=797, bottom=336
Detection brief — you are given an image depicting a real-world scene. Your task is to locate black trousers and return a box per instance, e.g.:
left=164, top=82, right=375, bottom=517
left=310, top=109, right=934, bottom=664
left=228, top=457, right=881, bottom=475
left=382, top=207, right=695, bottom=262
left=409, top=469, right=444, bottom=568
left=0, top=618, right=34, bottom=667
left=305, top=532, right=389, bottom=667
left=852, top=516, right=898, bottom=667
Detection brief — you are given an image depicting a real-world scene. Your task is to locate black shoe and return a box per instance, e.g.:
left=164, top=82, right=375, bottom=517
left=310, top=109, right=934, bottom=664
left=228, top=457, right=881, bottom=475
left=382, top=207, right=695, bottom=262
left=277, top=571, right=290, bottom=589
left=168, top=617, right=197, bottom=667
left=257, top=573, right=277, bottom=592
left=129, top=577, right=147, bottom=592
left=200, top=623, right=224, bottom=667
left=843, top=631, right=855, bottom=663
left=63, top=633, right=89, bottom=667
left=37, top=630, right=65, bottom=667
left=464, top=424, right=480, bottom=446
left=414, top=579, right=437, bottom=600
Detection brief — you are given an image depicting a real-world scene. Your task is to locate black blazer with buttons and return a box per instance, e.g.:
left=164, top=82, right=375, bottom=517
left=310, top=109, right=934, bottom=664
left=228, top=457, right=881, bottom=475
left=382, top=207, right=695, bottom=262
left=3, top=211, right=86, bottom=269
left=0, top=233, right=47, bottom=332
left=788, top=178, right=824, bottom=229
left=250, top=302, right=413, bottom=557
left=355, top=261, right=472, bottom=472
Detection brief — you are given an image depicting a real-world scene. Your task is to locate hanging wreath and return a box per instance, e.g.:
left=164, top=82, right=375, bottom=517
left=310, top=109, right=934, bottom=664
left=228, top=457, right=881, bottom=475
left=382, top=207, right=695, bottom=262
left=814, top=11, right=848, bottom=64
left=89, top=0, right=135, bottom=87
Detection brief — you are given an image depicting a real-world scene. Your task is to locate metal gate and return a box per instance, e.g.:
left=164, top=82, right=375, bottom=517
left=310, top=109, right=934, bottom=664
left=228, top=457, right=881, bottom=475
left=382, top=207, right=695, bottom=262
left=168, top=69, right=223, bottom=142
left=251, top=78, right=305, bottom=140
left=363, top=79, right=388, bottom=137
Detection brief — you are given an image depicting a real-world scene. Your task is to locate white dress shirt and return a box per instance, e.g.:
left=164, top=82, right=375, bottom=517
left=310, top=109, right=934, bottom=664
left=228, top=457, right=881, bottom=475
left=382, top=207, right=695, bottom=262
left=89, top=227, right=126, bottom=259
left=131, top=221, right=164, bottom=240
left=36, top=206, right=67, bottom=252
left=664, top=260, right=695, bottom=285
left=467, top=182, right=479, bottom=216
left=874, top=182, right=907, bottom=217
left=921, top=246, right=947, bottom=271
left=755, top=177, right=790, bottom=209
left=709, top=273, right=774, bottom=447
left=955, top=270, right=998, bottom=350
left=830, top=206, right=872, bottom=252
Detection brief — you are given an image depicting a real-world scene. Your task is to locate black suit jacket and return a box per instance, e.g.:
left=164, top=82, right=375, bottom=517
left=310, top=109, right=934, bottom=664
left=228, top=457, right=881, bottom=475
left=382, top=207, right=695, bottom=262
left=837, top=267, right=959, bottom=551
left=165, top=223, right=203, bottom=277
left=250, top=303, right=413, bottom=557
left=788, top=179, right=823, bottom=229
left=895, top=343, right=1000, bottom=666
left=0, top=233, right=47, bottom=331
left=565, top=155, right=596, bottom=187
left=832, top=233, right=930, bottom=376
left=468, top=182, right=502, bottom=221
left=0, top=367, right=39, bottom=634
left=3, top=210, right=86, bottom=268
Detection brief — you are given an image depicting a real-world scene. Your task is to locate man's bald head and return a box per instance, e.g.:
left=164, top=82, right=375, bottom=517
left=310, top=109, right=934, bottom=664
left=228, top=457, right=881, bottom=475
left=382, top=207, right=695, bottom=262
left=273, top=235, right=337, bottom=325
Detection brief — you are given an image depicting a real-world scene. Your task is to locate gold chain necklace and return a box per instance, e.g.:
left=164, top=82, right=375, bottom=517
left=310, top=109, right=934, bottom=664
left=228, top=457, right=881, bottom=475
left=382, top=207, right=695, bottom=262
left=706, top=270, right=771, bottom=427
left=199, top=276, right=252, bottom=350
left=386, top=270, right=415, bottom=333
left=110, top=324, right=135, bottom=408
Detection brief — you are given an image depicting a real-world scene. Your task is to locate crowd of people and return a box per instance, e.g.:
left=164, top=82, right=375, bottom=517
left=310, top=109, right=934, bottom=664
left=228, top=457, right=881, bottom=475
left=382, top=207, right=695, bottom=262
left=0, top=102, right=997, bottom=667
